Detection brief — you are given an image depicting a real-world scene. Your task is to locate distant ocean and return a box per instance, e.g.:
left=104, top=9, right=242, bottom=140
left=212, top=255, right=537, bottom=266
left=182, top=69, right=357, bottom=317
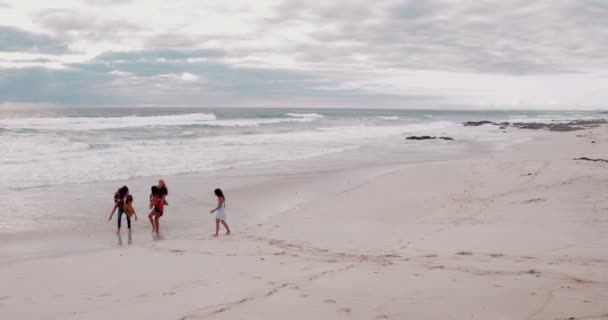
left=0, top=107, right=604, bottom=190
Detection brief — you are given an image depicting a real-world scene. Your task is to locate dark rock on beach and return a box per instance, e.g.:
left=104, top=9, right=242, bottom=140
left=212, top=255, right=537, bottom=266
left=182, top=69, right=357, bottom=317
left=574, top=157, right=608, bottom=163
left=406, top=136, right=435, bottom=140
left=462, top=119, right=607, bottom=132
left=463, top=121, right=497, bottom=127
left=511, top=119, right=607, bottom=132
left=406, top=136, right=454, bottom=140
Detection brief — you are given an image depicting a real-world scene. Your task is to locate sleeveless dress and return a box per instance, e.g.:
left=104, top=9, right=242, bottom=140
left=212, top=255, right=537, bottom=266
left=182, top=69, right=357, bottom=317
left=215, top=202, right=227, bottom=220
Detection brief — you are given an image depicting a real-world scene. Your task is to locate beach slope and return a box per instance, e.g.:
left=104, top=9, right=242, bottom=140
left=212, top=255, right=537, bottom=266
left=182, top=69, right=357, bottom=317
left=1, top=126, right=607, bottom=320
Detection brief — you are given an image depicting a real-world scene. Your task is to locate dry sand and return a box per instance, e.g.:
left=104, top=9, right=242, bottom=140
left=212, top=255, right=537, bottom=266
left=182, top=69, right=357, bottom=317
left=1, top=126, right=607, bottom=320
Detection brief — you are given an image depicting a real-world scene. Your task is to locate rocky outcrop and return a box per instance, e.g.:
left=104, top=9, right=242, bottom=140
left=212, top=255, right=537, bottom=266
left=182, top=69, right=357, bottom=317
left=406, top=136, right=454, bottom=140
left=511, top=119, right=607, bottom=132
left=463, top=121, right=497, bottom=127
left=462, top=119, right=607, bottom=132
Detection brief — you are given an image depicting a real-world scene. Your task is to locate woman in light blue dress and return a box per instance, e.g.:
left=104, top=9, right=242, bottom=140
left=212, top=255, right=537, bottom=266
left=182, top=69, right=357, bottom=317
left=210, top=188, right=231, bottom=237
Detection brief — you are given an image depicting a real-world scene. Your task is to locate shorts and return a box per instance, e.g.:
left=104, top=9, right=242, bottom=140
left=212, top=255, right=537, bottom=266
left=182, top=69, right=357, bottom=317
left=215, top=209, right=226, bottom=220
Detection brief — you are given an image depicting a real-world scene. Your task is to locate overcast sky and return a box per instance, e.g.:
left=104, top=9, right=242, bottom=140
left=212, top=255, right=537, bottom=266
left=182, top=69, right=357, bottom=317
left=1, top=0, right=607, bottom=109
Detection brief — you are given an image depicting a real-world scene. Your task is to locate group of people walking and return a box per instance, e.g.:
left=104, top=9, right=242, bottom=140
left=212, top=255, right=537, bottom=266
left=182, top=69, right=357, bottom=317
left=108, top=179, right=231, bottom=237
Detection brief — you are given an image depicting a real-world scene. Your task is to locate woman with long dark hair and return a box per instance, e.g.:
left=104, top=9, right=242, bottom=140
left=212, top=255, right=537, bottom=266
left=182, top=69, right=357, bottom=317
left=148, top=186, right=164, bottom=233
left=209, top=188, right=231, bottom=237
left=108, top=186, right=132, bottom=233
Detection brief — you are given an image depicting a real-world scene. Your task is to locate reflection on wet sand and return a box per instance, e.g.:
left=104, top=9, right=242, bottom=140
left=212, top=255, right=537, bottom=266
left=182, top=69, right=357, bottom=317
left=117, top=230, right=133, bottom=246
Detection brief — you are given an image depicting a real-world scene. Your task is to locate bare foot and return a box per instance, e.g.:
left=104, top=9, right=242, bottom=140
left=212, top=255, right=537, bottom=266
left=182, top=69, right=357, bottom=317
left=226, top=232, right=231, bottom=235
left=212, top=234, right=219, bottom=238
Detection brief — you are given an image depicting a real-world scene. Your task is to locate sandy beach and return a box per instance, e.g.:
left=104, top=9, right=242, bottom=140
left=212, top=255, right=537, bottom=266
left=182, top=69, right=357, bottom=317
left=1, top=125, right=607, bottom=320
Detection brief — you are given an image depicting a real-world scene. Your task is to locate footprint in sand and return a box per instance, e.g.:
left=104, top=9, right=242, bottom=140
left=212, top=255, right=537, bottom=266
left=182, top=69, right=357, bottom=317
left=337, top=308, right=351, bottom=313
left=215, top=307, right=230, bottom=313
left=300, top=294, right=308, bottom=298
left=425, top=254, right=438, bottom=258
left=376, top=315, right=390, bottom=319
left=98, top=293, right=112, bottom=297
left=456, top=251, right=473, bottom=256
left=489, top=253, right=504, bottom=257
left=522, top=198, right=546, bottom=204
left=0, top=296, right=9, bottom=300
left=162, top=292, right=176, bottom=296
left=324, top=299, right=337, bottom=304
left=266, top=290, right=277, bottom=296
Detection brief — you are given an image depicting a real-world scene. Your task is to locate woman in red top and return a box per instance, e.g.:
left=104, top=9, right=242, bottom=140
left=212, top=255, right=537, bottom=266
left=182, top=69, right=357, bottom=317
left=148, top=186, right=164, bottom=233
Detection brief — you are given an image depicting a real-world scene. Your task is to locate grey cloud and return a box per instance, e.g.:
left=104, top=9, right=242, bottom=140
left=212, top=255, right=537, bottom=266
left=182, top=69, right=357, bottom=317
left=0, top=26, right=70, bottom=53
left=1, top=49, right=422, bottom=106
left=144, top=34, right=207, bottom=50
left=35, top=8, right=140, bottom=40
left=84, top=0, right=133, bottom=5
left=265, top=0, right=608, bottom=75
left=10, top=58, right=54, bottom=63
left=95, top=49, right=225, bottom=62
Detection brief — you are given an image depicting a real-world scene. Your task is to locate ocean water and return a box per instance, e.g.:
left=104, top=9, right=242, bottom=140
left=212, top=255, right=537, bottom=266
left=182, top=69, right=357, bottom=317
left=1, top=107, right=604, bottom=191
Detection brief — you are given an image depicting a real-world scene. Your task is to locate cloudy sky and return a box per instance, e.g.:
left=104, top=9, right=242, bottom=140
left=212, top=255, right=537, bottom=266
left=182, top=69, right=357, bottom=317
left=0, top=0, right=607, bottom=109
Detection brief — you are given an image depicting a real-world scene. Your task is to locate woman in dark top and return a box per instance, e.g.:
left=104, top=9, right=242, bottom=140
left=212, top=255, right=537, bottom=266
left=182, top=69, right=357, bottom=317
left=108, top=186, right=131, bottom=233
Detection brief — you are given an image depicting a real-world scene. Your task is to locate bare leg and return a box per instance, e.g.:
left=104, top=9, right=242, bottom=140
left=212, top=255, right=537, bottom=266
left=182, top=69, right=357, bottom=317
left=213, top=219, right=220, bottom=237
left=148, top=211, right=156, bottom=232
left=221, top=220, right=231, bottom=235
left=154, top=214, right=160, bottom=233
